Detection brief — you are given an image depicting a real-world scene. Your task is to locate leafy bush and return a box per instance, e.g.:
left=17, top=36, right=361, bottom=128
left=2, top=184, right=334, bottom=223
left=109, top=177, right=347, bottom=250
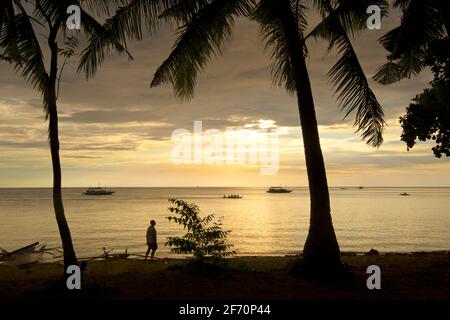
left=165, top=198, right=236, bottom=267
left=400, top=39, right=450, bottom=158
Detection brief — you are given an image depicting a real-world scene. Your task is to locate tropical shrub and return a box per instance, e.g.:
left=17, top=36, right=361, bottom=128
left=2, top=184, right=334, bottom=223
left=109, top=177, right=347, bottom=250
left=165, top=198, right=236, bottom=268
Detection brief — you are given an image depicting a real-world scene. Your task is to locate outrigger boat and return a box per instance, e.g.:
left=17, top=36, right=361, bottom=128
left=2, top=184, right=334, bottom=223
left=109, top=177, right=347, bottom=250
left=266, top=187, right=293, bottom=193
left=0, top=242, right=46, bottom=266
left=83, top=186, right=115, bottom=195
left=223, top=194, right=243, bottom=199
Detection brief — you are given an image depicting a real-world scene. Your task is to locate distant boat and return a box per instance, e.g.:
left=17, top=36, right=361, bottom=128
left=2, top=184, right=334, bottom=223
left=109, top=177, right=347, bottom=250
left=266, top=187, right=293, bottom=193
left=83, top=186, right=115, bottom=196
left=0, top=242, right=46, bottom=266
left=223, top=194, right=242, bottom=199
left=400, top=192, right=411, bottom=196
left=358, top=186, right=364, bottom=189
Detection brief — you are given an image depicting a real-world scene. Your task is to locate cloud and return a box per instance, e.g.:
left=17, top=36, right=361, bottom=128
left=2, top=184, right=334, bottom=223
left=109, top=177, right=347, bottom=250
left=62, top=109, right=166, bottom=124
left=0, top=140, right=48, bottom=149
left=0, top=9, right=448, bottom=187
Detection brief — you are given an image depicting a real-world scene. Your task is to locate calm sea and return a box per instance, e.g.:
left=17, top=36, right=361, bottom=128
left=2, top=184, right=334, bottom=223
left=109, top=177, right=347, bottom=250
left=0, top=187, right=449, bottom=259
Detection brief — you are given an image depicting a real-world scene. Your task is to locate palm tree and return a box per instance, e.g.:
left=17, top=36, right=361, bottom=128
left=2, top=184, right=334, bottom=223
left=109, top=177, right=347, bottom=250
left=374, top=0, right=449, bottom=84
left=0, top=0, right=129, bottom=270
left=79, top=0, right=388, bottom=273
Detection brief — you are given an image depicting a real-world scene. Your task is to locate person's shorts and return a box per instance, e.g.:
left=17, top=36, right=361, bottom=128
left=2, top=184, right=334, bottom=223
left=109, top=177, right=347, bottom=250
left=148, top=243, right=158, bottom=250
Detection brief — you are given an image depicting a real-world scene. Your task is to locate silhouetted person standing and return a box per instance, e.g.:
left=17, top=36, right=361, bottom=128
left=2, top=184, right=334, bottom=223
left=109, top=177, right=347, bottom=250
left=145, top=220, right=157, bottom=261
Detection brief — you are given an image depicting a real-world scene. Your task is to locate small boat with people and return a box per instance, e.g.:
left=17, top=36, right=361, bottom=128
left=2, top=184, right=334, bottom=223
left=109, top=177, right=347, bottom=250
left=0, top=242, right=46, bottom=266
left=83, top=186, right=115, bottom=195
left=223, top=194, right=242, bottom=199
left=266, top=187, right=293, bottom=193
left=400, top=192, right=411, bottom=196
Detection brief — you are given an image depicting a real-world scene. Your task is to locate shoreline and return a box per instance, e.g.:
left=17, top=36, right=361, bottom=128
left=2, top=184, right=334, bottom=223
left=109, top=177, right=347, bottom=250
left=39, top=249, right=450, bottom=263
left=1, top=251, right=449, bottom=300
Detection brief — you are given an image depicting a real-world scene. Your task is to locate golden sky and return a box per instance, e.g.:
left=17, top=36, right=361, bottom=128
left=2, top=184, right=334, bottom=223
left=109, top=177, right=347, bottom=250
left=0, top=14, right=449, bottom=187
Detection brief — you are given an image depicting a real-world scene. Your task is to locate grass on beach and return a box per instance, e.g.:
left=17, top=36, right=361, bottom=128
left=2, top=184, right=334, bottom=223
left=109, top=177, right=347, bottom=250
left=1, top=252, right=449, bottom=300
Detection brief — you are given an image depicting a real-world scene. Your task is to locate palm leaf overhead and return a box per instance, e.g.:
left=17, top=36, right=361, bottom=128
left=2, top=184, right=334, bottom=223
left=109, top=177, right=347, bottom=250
left=81, top=0, right=122, bottom=16
left=250, top=0, right=307, bottom=94
left=307, top=0, right=389, bottom=41
left=150, top=0, right=255, bottom=100
left=0, top=1, right=9, bottom=30
left=374, top=0, right=448, bottom=85
left=159, top=0, right=209, bottom=25
left=0, top=1, right=49, bottom=113
left=77, top=0, right=180, bottom=78
left=1, top=1, right=136, bottom=114
left=392, top=0, right=410, bottom=10
left=327, top=32, right=385, bottom=147
left=77, top=6, right=135, bottom=78
left=306, top=0, right=388, bottom=147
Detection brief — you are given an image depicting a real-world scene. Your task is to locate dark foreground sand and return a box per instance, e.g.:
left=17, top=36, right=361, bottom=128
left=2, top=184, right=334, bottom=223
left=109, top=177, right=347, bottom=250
left=0, top=252, right=449, bottom=300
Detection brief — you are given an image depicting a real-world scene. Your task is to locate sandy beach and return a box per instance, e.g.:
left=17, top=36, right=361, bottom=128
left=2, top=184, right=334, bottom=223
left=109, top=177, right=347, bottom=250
left=1, top=252, right=449, bottom=300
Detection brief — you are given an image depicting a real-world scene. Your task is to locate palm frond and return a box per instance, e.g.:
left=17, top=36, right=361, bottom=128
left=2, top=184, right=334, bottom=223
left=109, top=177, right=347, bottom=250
left=0, top=1, right=13, bottom=32
left=159, top=0, right=209, bottom=25
left=1, top=6, right=49, bottom=112
left=372, top=60, right=406, bottom=85
left=57, top=37, right=80, bottom=99
left=307, top=0, right=389, bottom=40
left=77, top=7, right=134, bottom=78
left=58, top=36, right=79, bottom=58
left=328, top=39, right=385, bottom=147
left=98, top=0, right=178, bottom=42
left=381, top=3, right=443, bottom=59
left=374, top=0, right=446, bottom=84
left=80, top=0, right=123, bottom=16
left=151, top=0, right=255, bottom=100
left=293, top=0, right=309, bottom=33
left=250, top=0, right=306, bottom=94
left=77, top=0, right=175, bottom=78
left=32, top=0, right=63, bottom=26
left=309, top=0, right=386, bottom=147
left=393, top=0, right=410, bottom=10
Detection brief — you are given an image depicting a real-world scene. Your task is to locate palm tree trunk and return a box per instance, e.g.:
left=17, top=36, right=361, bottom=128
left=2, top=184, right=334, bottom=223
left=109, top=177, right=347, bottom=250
left=294, top=61, right=342, bottom=272
left=48, top=97, right=78, bottom=269
left=278, top=0, right=342, bottom=272
left=48, top=35, right=78, bottom=270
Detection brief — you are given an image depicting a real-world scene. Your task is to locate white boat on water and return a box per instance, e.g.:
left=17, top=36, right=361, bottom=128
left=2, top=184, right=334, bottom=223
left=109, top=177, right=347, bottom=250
left=83, top=186, right=115, bottom=195
left=0, top=242, right=46, bottom=266
left=266, top=187, right=293, bottom=193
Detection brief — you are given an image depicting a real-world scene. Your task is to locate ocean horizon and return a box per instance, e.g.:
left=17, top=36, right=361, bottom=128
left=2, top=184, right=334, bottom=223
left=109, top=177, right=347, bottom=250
left=1, top=187, right=450, bottom=260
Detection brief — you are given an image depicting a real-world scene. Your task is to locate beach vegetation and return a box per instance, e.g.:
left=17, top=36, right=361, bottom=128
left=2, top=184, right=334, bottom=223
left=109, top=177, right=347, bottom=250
left=374, top=0, right=449, bottom=85
left=374, top=1, right=449, bottom=158
left=400, top=40, right=450, bottom=158
left=165, top=198, right=236, bottom=270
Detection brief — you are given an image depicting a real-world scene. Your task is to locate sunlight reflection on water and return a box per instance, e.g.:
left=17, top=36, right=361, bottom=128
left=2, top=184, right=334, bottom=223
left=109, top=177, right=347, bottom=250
left=0, top=187, right=449, bottom=259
